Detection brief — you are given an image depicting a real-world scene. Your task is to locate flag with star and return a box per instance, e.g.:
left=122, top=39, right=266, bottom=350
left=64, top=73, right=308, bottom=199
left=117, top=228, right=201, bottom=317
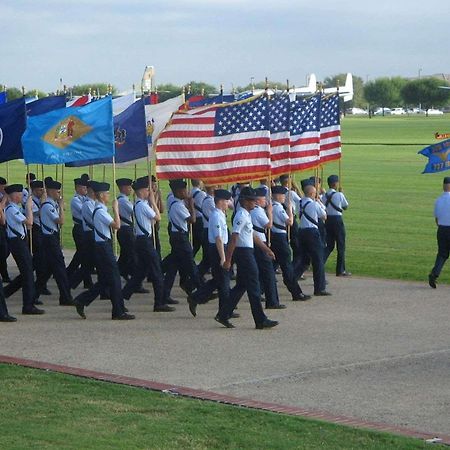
left=156, top=96, right=271, bottom=184
left=320, top=94, right=341, bottom=164
left=289, top=95, right=321, bottom=172
left=269, top=95, right=291, bottom=176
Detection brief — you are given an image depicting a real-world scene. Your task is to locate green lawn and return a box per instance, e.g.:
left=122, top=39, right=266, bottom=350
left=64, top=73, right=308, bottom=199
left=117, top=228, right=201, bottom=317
left=0, top=363, right=441, bottom=450
left=3, top=114, right=449, bottom=282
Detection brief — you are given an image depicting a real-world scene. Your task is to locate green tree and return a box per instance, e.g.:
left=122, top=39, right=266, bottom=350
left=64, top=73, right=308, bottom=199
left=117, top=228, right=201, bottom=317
left=363, top=77, right=407, bottom=115
left=401, top=78, right=450, bottom=115
left=71, top=83, right=116, bottom=96
left=25, top=89, right=47, bottom=99
left=156, top=83, right=183, bottom=102
left=185, top=81, right=217, bottom=96
left=3, top=87, right=22, bottom=100
left=236, top=80, right=285, bottom=92
left=323, top=74, right=366, bottom=109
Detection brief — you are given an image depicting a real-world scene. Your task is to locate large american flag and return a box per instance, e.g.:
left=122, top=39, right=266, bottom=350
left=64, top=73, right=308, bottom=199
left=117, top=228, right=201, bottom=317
left=269, top=95, right=291, bottom=176
left=289, top=95, right=321, bottom=172
left=156, top=96, right=271, bottom=184
left=319, top=94, right=341, bottom=164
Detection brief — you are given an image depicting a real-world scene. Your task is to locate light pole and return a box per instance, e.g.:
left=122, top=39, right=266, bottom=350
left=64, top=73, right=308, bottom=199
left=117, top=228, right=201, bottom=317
left=418, top=67, right=422, bottom=111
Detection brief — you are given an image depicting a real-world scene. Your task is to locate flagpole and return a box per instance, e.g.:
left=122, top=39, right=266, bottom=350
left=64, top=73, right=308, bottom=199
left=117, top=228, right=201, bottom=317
left=102, top=165, right=106, bottom=182
left=112, top=156, right=118, bottom=255
left=60, top=164, right=64, bottom=248
left=26, top=164, right=33, bottom=252
left=6, top=162, right=9, bottom=181
left=55, top=164, right=59, bottom=181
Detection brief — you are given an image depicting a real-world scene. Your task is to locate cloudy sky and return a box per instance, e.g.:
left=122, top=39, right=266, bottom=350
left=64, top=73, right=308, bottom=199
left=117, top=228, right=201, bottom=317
left=1, top=0, right=449, bottom=93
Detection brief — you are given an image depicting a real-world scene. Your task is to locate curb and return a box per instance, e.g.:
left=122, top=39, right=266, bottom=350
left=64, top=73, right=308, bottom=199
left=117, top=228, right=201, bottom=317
left=1, top=354, right=449, bottom=445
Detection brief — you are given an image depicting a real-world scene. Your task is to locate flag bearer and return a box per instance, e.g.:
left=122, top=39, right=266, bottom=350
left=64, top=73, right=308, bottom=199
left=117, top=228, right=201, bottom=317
left=190, top=179, right=206, bottom=257
left=0, top=177, right=11, bottom=283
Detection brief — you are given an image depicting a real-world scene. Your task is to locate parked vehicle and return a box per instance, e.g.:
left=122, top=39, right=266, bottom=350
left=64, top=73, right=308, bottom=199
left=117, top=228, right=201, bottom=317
left=391, top=108, right=406, bottom=115
left=346, top=107, right=369, bottom=115
left=374, top=107, right=391, bottom=115
left=427, top=109, right=444, bottom=115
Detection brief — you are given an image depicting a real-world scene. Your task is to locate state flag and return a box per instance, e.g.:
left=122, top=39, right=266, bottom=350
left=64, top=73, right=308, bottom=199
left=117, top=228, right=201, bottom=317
left=0, top=97, right=27, bottom=163
left=26, top=95, right=66, bottom=116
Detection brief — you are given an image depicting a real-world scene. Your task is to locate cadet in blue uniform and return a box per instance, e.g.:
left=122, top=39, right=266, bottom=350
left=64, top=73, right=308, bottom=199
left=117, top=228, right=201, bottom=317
left=122, top=176, right=174, bottom=312
left=21, top=172, right=35, bottom=207
left=39, top=178, right=74, bottom=305
left=0, top=177, right=11, bottom=283
left=74, top=182, right=134, bottom=320
left=66, top=176, right=92, bottom=288
left=322, top=175, right=350, bottom=277
left=429, top=177, right=450, bottom=288
left=3, top=184, right=44, bottom=315
left=198, top=185, right=215, bottom=276
left=251, top=188, right=285, bottom=309
left=270, top=186, right=310, bottom=302
left=191, top=179, right=206, bottom=257
left=223, top=187, right=279, bottom=329
left=116, top=178, right=136, bottom=281
left=299, top=184, right=330, bottom=296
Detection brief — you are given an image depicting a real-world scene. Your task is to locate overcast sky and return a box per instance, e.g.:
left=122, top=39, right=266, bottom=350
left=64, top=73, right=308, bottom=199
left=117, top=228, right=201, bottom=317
left=1, top=0, right=449, bottom=93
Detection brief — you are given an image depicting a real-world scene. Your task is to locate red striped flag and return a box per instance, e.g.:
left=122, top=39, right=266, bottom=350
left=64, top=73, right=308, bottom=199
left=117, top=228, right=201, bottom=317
left=156, top=96, right=271, bottom=184
left=319, top=94, right=341, bottom=164
left=269, top=96, right=291, bottom=176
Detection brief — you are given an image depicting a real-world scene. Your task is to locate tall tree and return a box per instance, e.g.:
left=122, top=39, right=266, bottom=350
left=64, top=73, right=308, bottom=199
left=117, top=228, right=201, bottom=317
left=323, top=74, right=366, bottom=109
left=401, top=78, right=450, bottom=115
left=363, top=77, right=407, bottom=114
left=71, top=83, right=116, bottom=96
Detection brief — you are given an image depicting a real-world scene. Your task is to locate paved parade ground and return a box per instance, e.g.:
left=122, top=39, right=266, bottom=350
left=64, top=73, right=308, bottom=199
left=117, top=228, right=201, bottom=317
left=1, top=251, right=449, bottom=440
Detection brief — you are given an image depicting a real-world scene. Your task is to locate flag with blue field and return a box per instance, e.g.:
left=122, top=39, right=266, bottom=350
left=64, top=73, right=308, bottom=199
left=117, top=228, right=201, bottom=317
left=0, top=97, right=27, bottom=163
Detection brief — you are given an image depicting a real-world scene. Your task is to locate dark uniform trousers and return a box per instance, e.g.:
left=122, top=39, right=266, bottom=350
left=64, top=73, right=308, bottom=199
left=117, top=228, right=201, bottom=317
left=32, top=224, right=48, bottom=293
left=74, top=241, right=126, bottom=318
left=298, top=228, right=326, bottom=293
left=290, top=216, right=301, bottom=262
left=270, top=233, right=304, bottom=299
left=205, top=244, right=230, bottom=312
left=40, top=233, right=72, bottom=301
left=197, top=227, right=211, bottom=276
left=123, top=235, right=166, bottom=307
left=67, top=224, right=92, bottom=287
left=4, top=237, right=36, bottom=311
left=324, top=216, right=346, bottom=275
left=192, top=217, right=203, bottom=257
left=254, top=244, right=280, bottom=307
left=0, top=279, right=10, bottom=318
left=117, top=226, right=136, bottom=280
left=223, top=247, right=267, bottom=325
left=431, top=225, right=450, bottom=278
left=0, top=225, right=10, bottom=281
left=69, top=231, right=96, bottom=290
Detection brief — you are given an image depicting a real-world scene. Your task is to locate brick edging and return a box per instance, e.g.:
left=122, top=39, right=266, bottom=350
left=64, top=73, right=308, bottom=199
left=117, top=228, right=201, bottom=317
left=1, top=354, right=449, bottom=445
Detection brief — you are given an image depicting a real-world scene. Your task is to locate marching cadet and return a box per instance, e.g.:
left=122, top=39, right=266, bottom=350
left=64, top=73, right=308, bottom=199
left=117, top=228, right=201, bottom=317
left=74, top=181, right=134, bottom=320
left=429, top=177, right=450, bottom=289
left=191, top=179, right=206, bottom=257
left=122, top=176, right=174, bottom=312
left=299, top=184, right=330, bottom=296
left=223, top=187, right=279, bottom=329
left=151, top=175, right=163, bottom=256
left=67, top=176, right=92, bottom=289
left=3, top=184, right=44, bottom=315
left=270, top=185, right=311, bottom=302
left=251, top=188, right=285, bottom=309
left=198, top=185, right=216, bottom=276
left=39, top=177, right=74, bottom=306
left=309, top=176, right=327, bottom=255
left=0, top=177, right=11, bottom=283
left=29, top=180, right=50, bottom=297
left=322, top=175, right=351, bottom=277
left=116, top=178, right=136, bottom=281
left=22, top=172, right=36, bottom=207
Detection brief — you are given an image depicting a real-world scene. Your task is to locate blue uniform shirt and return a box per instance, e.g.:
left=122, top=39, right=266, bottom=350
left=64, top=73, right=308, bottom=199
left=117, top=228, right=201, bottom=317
left=434, top=192, right=450, bottom=226
left=71, top=194, right=84, bottom=225
left=321, top=189, right=349, bottom=217
left=232, top=208, right=254, bottom=248
left=82, top=197, right=95, bottom=232
left=117, top=193, right=133, bottom=227
left=93, top=202, right=113, bottom=242
left=300, top=197, right=326, bottom=229
left=285, top=190, right=301, bottom=216
left=40, top=198, right=60, bottom=235
left=168, top=198, right=190, bottom=233
left=202, top=195, right=215, bottom=229
left=5, top=203, right=27, bottom=239
left=134, top=199, right=156, bottom=236
left=271, top=201, right=289, bottom=234
left=250, top=205, right=269, bottom=242
left=31, top=195, right=41, bottom=226
left=192, top=187, right=207, bottom=219
left=208, top=208, right=228, bottom=245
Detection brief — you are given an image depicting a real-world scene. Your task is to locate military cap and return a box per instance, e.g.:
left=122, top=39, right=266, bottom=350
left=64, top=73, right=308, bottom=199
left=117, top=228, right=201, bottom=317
left=169, top=179, right=187, bottom=191
left=46, top=179, right=62, bottom=190
left=116, top=178, right=133, bottom=187
left=327, top=175, right=339, bottom=185
left=92, top=181, right=110, bottom=193
left=0, top=177, right=7, bottom=185
left=239, top=186, right=257, bottom=200
left=301, top=178, right=314, bottom=189
left=214, top=189, right=232, bottom=200
left=279, top=174, right=289, bottom=183
left=5, top=184, right=23, bottom=194
left=74, top=178, right=88, bottom=187
left=30, top=180, right=44, bottom=189
left=80, top=173, right=90, bottom=182
left=254, top=187, right=267, bottom=197
left=132, top=176, right=149, bottom=191
left=309, top=176, right=321, bottom=184
left=28, top=173, right=36, bottom=181
left=271, top=185, right=288, bottom=195
left=444, top=177, right=450, bottom=184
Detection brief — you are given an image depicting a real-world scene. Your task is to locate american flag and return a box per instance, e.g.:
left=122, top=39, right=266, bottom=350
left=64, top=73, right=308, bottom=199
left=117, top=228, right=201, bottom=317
left=320, top=94, right=341, bottom=164
left=289, top=95, right=321, bottom=172
left=156, top=96, right=271, bottom=183
left=269, top=95, right=291, bottom=176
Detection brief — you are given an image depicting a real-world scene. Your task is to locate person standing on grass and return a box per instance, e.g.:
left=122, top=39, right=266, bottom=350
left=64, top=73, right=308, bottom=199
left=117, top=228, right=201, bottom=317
left=322, top=175, right=351, bottom=277
left=429, top=177, right=450, bottom=289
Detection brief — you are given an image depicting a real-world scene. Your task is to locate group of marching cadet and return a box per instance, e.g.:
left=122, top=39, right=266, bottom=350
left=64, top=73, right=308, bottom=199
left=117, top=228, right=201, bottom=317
left=0, top=171, right=350, bottom=329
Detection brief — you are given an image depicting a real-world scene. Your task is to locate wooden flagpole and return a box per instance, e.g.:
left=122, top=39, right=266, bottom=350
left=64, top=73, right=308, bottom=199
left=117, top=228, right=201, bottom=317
left=112, top=156, right=118, bottom=255
left=26, top=164, right=32, bottom=251
left=60, top=164, right=64, bottom=247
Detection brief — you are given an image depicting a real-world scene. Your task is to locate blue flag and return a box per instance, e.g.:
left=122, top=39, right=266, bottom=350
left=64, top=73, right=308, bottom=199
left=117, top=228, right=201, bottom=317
left=66, top=99, right=148, bottom=166
left=22, top=97, right=114, bottom=165
left=0, top=97, right=26, bottom=163
left=419, top=139, right=450, bottom=173
left=0, top=92, right=6, bottom=105
left=27, top=95, right=66, bottom=116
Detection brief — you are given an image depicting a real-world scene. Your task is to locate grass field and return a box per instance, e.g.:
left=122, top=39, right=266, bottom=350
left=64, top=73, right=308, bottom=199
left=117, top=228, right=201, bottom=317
left=4, top=114, right=450, bottom=282
left=0, top=363, right=442, bottom=450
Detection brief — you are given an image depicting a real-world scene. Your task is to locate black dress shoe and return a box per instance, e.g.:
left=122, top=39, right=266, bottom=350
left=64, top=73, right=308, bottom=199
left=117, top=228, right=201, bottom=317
left=39, top=288, right=52, bottom=296
left=112, top=312, right=135, bottom=320
left=314, top=291, right=332, bottom=296
left=187, top=296, right=197, bottom=317
left=75, top=302, right=86, bottom=319
left=33, top=299, right=44, bottom=305
left=337, top=271, right=352, bottom=277
left=428, top=273, right=437, bottom=289
left=230, top=312, right=240, bottom=318
left=266, top=304, right=287, bottom=309
left=167, top=297, right=179, bottom=305
left=22, top=306, right=45, bottom=315
left=0, top=315, right=17, bottom=322
left=292, top=294, right=312, bottom=301
left=154, top=304, right=176, bottom=312
left=215, top=315, right=235, bottom=328
left=135, top=287, right=150, bottom=294
left=60, top=298, right=76, bottom=306
left=255, top=319, right=279, bottom=329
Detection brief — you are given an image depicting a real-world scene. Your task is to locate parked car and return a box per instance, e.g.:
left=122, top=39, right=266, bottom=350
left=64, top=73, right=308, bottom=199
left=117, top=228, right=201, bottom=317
left=427, top=109, right=444, bottom=115
left=374, top=107, right=391, bottom=115
left=391, top=108, right=406, bottom=115
left=346, top=107, right=369, bottom=115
